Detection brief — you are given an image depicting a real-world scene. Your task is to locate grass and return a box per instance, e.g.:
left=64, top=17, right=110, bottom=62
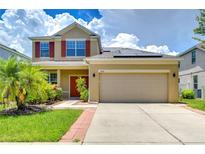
left=0, top=109, right=82, bottom=142
left=182, top=99, right=205, bottom=111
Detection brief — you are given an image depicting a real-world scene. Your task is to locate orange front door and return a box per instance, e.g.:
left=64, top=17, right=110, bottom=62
left=70, top=76, right=89, bottom=97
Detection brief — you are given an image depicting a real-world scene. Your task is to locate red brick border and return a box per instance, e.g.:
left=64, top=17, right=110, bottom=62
left=60, top=108, right=96, bottom=143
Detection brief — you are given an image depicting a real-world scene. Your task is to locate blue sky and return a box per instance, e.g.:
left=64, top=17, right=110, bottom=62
left=0, top=9, right=102, bottom=22
left=0, top=9, right=201, bottom=56
left=44, top=9, right=102, bottom=22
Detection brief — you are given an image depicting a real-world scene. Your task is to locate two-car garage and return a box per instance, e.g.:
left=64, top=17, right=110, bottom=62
left=86, top=56, right=179, bottom=103
left=99, top=72, right=168, bottom=103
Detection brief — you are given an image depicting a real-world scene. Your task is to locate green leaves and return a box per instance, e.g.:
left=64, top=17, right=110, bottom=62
left=0, top=57, right=49, bottom=107
left=76, top=77, right=89, bottom=102
left=0, top=57, right=20, bottom=102
left=193, top=9, right=205, bottom=42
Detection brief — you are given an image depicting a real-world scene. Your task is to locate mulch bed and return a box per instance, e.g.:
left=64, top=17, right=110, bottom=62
left=0, top=105, right=49, bottom=116
left=28, top=100, right=62, bottom=106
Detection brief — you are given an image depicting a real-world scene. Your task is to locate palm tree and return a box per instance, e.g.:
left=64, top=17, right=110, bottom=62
left=0, top=57, right=21, bottom=108
left=0, top=57, right=48, bottom=110
left=18, top=63, right=48, bottom=106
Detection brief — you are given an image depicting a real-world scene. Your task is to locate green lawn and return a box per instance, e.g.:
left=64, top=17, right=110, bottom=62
left=182, top=99, right=205, bottom=111
left=0, top=109, right=82, bottom=142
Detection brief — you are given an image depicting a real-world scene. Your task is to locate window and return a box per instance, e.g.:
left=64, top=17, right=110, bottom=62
left=178, top=62, right=180, bottom=69
left=192, top=51, right=196, bottom=64
left=67, top=41, right=75, bottom=56
left=66, top=40, right=85, bottom=57
left=48, top=73, right=57, bottom=84
left=76, top=41, right=86, bottom=56
left=197, top=89, right=202, bottom=98
left=40, top=42, right=49, bottom=57
left=193, top=75, right=198, bottom=89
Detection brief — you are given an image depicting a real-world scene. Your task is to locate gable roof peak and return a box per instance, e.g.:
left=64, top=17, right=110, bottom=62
left=52, top=21, right=99, bottom=37
left=178, top=43, right=205, bottom=57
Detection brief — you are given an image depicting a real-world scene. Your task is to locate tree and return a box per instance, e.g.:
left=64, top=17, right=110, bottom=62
left=18, top=63, right=48, bottom=108
left=193, top=9, right=205, bottom=43
left=0, top=57, right=48, bottom=110
left=0, top=57, right=21, bottom=107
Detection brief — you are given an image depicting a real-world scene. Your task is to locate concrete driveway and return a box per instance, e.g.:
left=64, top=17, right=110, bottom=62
left=84, top=103, right=205, bottom=144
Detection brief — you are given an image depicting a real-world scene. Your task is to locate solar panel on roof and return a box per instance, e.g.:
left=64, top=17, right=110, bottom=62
left=113, top=53, right=163, bottom=58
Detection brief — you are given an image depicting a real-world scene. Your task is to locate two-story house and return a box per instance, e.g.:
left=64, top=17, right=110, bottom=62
left=179, top=43, right=205, bottom=98
left=0, top=43, right=31, bottom=61
left=30, top=22, right=101, bottom=98
left=30, top=22, right=180, bottom=103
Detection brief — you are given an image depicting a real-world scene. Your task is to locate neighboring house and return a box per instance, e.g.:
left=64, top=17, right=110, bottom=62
left=0, top=43, right=31, bottom=61
left=30, top=22, right=180, bottom=103
left=178, top=43, right=205, bottom=98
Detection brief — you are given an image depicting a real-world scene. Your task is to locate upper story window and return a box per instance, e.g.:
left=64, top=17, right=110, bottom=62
left=40, top=42, right=49, bottom=57
left=191, top=50, right=196, bottom=64
left=66, top=40, right=85, bottom=57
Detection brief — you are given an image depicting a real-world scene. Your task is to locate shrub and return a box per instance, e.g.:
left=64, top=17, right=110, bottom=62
left=25, top=83, right=63, bottom=104
left=76, top=77, right=89, bottom=102
left=55, top=87, right=63, bottom=100
left=181, top=89, right=195, bottom=99
left=80, top=89, right=89, bottom=102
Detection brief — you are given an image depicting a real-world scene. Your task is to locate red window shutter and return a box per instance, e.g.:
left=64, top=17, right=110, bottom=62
left=49, top=42, right=54, bottom=58
left=86, top=39, right=90, bottom=57
left=61, top=40, right=66, bottom=57
left=35, top=42, right=40, bottom=58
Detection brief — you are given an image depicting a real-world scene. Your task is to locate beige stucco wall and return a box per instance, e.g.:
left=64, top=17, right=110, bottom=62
left=88, top=63, right=179, bottom=103
left=32, top=26, right=100, bottom=62
left=45, top=69, right=88, bottom=98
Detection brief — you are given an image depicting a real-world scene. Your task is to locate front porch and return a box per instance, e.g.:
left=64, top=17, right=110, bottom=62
left=48, top=69, right=89, bottom=99
left=33, top=61, right=89, bottom=99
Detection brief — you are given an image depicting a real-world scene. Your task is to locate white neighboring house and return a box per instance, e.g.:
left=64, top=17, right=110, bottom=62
left=0, top=43, right=31, bottom=61
left=179, top=43, right=205, bottom=98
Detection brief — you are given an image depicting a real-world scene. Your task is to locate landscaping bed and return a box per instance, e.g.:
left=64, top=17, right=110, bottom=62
left=0, top=105, right=47, bottom=116
left=0, top=109, right=82, bottom=142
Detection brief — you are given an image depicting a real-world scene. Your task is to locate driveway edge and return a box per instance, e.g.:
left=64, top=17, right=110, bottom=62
left=59, top=108, right=96, bottom=144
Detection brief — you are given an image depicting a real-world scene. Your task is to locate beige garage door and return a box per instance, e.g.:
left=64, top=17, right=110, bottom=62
left=100, top=73, right=168, bottom=103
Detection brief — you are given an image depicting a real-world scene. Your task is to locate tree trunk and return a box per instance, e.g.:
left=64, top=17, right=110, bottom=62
left=15, top=96, right=25, bottom=110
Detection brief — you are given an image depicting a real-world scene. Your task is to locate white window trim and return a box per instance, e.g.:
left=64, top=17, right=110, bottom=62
left=66, top=39, right=86, bottom=57
left=40, top=41, right=50, bottom=58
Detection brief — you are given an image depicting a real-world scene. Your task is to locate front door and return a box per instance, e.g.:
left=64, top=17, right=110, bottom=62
left=70, top=76, right=89, bottom=97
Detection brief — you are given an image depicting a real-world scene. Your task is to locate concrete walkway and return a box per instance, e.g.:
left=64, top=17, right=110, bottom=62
left=52, top=100, right=97, bottom=109
left=84, top=103, right=205, bottom=144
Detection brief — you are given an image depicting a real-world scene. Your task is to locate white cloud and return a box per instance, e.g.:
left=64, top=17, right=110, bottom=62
left=0, top=9, right=177, bottom=56
left=0, top=9, right=84, bottom=55
left=142, top=45, right=178, bottom=56
left=103, top=33, right=177, bottom=56
left=105, top=33, right=139, bottom=49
